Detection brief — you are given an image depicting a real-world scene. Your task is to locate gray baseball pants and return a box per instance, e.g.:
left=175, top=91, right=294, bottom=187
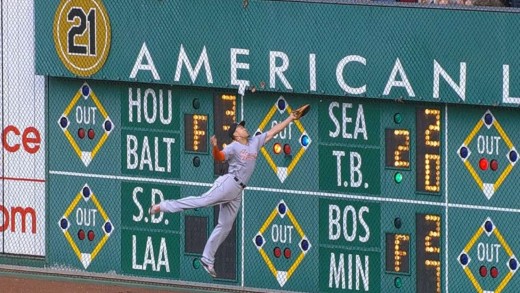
left=159, top=174, right=243, bottom=265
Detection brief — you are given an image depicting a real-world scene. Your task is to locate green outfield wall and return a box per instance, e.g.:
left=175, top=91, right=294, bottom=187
left=36, top=0, right=520, bottom=292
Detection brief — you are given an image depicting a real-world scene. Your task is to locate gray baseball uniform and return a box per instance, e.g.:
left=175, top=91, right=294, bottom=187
left=159, top=132, right=267, bottom=265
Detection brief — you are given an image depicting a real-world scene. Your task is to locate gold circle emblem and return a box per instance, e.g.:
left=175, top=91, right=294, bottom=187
left=53, top=0, right=111, bottom=76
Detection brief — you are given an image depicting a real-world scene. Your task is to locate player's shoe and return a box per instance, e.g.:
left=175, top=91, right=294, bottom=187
left=148, top=204, right=160, bottom=215
left=200, top=259, right=217, bottom=278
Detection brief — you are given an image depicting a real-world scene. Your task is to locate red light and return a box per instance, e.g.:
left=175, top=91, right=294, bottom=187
left=78, top=229, right=85, bottom=240
left=78, top=128, right=85, bottom=139
left=283, top=144, right=291, bottom=155
left=479, top=266, right=487, bottom=277
left=479, top=158, right=488, bottom=170
left=274, top=247, right=281, bottom=258
left=490, top=159, right=498, bottom=171
left=88, top=129, right=95, bottom=140
left=490, top=266, right=499, bottom=278
left=273, top=143, right=282, bottom=154
left=88, top=230, right=95, bottom=241
left=284, top=248, right=291, bottom=259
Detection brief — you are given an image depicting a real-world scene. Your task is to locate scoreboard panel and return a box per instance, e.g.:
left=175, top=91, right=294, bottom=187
left=46, top=76, right=520, bottom=292
left=239, top=94, right=520, bottom=292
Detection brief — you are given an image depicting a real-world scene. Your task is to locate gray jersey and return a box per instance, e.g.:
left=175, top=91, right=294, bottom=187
left=222, top=132, right=267, bottom=185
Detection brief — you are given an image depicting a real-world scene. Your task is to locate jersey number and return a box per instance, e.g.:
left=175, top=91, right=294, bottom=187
left=67, top=8, right=96, bottom=55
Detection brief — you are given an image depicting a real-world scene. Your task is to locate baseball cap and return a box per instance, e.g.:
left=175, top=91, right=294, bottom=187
left=228, top=121, right=246, bottom=139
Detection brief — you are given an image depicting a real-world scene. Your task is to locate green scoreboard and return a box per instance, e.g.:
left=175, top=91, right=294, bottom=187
left=36, top=0, right=520, bottom=292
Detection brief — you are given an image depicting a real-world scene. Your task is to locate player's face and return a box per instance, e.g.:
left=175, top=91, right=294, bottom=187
left=235, top=125, right=249, bottom=138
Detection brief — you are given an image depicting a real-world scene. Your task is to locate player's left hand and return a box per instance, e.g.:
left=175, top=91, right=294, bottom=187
left=210, top=135, right=217, bottom=147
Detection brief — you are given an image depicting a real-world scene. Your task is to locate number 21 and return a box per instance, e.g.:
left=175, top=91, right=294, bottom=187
left=67, top=8, right=96, bottom=55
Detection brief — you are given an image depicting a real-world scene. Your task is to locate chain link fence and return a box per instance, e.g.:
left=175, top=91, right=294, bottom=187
left=1, top=0, right=46, bottom=257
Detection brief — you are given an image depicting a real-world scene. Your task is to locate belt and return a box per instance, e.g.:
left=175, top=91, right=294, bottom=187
left=234, top=177, right=246, bottom=189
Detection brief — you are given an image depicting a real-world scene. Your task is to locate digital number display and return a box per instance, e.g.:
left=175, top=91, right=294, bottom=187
left=385, top=233, right=410, bottom=274
left=385, top=129, right=410, bottom=169
left=416, top=108, right=441, bottom=193
left=416, top=213, right=441, bottom=293
left=213, top=93, right=237, bottom=175
left=184, top=114, right=208, bottom=153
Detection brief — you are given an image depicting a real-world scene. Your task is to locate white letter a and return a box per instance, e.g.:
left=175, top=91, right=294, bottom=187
left=130, top=42, right=160, bottom=80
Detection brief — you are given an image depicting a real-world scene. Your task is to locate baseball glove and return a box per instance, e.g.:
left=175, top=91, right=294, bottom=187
left=292, top=104, right=310, bottom=120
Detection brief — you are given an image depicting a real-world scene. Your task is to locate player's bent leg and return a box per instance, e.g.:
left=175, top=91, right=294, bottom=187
left=161, top=191, right=224, bottom=212
left=158, top=176, right=242, bottom=213
left=151, top=183, right=219, bottom=214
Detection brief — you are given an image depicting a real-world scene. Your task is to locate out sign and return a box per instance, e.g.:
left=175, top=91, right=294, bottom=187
left=76, top=106, right=98, bottom=125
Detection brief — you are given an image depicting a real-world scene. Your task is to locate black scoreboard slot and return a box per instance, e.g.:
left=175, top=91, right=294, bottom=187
left=416, top=108, right=441, bottom=193
left=213, top=93, right=237, bottom=176
left=385, top=233, right=410, bottom=274
left=416, top=213, right=441, bottom=293
left=184, top=215, right=208, bottom=254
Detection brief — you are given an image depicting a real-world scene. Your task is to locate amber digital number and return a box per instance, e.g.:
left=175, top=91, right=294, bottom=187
left=385, top=233, right=410, bottom=274
left=184, top=114, right=208, bottom=153
left=385, top=129, right=411, bottom=169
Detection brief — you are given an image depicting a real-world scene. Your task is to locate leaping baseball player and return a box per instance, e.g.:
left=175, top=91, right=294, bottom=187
left=149, top=104, right=310, bottom=278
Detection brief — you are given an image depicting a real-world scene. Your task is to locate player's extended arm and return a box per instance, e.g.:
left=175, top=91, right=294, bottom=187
left=211, top=135, right=225, bottom=161
left=265, top=112, right=296, bottom=144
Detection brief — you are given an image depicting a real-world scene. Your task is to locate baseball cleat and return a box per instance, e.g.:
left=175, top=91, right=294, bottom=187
left=200, top=259, right=217, bottom=278
left=148, top=205, right=160, bottom=215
